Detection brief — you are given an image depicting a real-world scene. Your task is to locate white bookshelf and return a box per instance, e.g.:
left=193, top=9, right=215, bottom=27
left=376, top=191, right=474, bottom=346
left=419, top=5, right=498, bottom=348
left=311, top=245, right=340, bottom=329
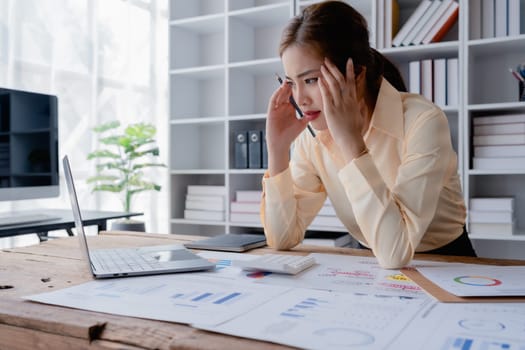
left=169, top=0, right=525, bottom=258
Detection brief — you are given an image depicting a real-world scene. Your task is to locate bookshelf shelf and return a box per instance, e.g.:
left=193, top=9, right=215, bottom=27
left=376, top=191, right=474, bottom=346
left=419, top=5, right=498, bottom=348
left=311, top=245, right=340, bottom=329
left=169, top=0, right=525, bottom=258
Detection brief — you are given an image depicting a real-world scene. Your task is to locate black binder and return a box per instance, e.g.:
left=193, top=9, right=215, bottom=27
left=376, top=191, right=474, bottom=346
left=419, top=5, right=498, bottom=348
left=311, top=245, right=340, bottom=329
left=262, top=130, right=268, bottom=168
left=248, top=130, right=262, bottom=169
left=234, top=131, right=248, bottom=168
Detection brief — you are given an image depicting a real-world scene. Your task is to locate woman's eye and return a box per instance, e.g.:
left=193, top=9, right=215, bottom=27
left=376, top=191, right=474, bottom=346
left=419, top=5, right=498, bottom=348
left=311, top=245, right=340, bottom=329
left=305, top=77, right=318, bottom=84
left=285, top=81, right=294, bottom=87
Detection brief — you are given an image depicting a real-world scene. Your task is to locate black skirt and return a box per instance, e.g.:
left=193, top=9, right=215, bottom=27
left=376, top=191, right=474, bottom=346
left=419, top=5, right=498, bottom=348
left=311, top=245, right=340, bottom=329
left=357, top=226, right=477, bottom=257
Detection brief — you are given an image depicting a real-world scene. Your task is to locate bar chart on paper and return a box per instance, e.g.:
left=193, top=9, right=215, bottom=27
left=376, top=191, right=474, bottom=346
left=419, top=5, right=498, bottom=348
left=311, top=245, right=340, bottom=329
left=25, top=273, right=291, bottom=326
left=199, top=287, right=431, bottom=350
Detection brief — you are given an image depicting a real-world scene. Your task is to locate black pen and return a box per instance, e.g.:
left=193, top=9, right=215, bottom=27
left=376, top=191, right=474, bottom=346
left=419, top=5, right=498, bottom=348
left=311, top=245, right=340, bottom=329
left=275, top=74, right=316, bottom=137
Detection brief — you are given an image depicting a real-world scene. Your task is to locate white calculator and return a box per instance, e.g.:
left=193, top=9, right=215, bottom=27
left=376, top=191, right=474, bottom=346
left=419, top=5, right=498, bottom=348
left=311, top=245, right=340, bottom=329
left=234, top=254, right=316, bottom=275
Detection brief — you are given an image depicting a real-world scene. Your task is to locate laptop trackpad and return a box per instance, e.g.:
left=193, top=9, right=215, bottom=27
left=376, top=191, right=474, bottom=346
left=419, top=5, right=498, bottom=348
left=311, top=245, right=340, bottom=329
left=138, top=245, right=201, bottom=262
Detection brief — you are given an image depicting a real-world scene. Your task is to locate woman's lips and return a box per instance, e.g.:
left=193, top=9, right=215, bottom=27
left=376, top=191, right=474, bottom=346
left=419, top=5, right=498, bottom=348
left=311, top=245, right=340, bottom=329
left=303, top=111, right=320, bottom=121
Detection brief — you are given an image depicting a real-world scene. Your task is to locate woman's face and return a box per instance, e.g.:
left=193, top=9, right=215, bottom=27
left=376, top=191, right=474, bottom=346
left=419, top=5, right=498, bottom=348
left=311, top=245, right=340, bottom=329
left=281, top=44, right=328, bottom=131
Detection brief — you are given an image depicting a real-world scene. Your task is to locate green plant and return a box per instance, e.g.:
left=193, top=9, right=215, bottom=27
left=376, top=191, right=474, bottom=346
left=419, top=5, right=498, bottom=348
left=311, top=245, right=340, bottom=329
left=87, top=120, right=166, bottom=213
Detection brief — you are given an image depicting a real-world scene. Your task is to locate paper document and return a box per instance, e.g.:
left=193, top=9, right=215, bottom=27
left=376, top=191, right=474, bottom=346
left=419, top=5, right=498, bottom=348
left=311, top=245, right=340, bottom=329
left=197, top=287, right=431, bottom=350
left=25, top=273, right=290, bottom=326
left=390, top=302, right=525, bottom=350
left=415, top=264, right=525, bottom=296
left=255, top=253, right=428, bottom=297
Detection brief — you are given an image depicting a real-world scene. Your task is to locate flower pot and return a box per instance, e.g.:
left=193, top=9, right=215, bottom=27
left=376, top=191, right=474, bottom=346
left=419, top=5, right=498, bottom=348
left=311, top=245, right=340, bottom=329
left=111, top=219, right=146, bottom=232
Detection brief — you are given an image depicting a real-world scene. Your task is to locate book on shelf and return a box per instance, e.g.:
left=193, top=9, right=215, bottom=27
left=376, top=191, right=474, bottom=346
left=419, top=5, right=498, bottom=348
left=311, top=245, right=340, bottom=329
left=376, top=0, right=385, bottom=48
left=470, top=197, right=515, bottom=212
left=474, top=145, right=525, bottom=158
left=318, top=205, right=337, bottom=216
left=469, top=221, right=515, bottom=236
left=235, top=190, right=262, bottom=202
left=230, top=212, right=261, bottom=223
left=302, top=231, right=352, bottom=247
left=310, top=215, right=344, bottom=228
left=469, top=210, right=514, bottom=224
left=412, top=0, right=454, bottom=45
left=185, top=200, right=225, bottom=212
left=409, top=60, right=421, bottom=94
left=230, top=201, right=260, bottom=213
left=401, top=0, right=442, bottom=46
left=421, top=59, right=433, bottom=101
left=494, top=0, right=508, bottom=37
left=184, top=209, right=225, bottom=221
left=446, top=58, right=458, bottom=106
left=186, top=194, right=225, bottom=203
left=473, top=123, right=525, bottom=136
left=508, top=0, right=521, bottom=36
left=433, top=58, right=447, bottom=107
left=421, top=0, right=459, bottom=44
left=473, top=157, right=525, bottom=170
left=473, top=114, right=525, bottom=125
left=392, top=0, right=432, bottom=47
left=473, top=134, right=525, bottom=146
left=481, top=0, right=495, bottom=38
left=187, top=185, right=227, bottom=196
left=384, top=0, right=400, bottom=48
left=469, top=0, right=482, bottom=40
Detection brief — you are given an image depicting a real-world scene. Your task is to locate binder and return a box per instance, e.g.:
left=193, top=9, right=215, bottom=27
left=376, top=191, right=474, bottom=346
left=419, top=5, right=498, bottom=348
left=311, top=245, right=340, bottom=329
left=261, top=130, right=267, bottom=169
left=234, top=131, right=248, bottom=169
left=248, top=130, right=262, bottom=169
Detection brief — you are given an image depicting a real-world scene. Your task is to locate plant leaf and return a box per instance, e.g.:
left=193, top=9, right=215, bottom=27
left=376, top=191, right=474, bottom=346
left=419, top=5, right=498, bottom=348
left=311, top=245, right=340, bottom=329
left=92, top=120, right=120, bottom=133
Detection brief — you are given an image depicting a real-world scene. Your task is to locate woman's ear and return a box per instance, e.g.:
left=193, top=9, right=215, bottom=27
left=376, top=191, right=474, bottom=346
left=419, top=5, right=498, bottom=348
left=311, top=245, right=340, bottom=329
left=355, top=66, right=368, bottom=99
left=355, top=65, right=366, bottom=82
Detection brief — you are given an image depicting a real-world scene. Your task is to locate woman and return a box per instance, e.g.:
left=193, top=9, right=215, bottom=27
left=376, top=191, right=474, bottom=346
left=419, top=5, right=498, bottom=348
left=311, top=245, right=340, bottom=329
left=261, top=1, right=476, bottom=268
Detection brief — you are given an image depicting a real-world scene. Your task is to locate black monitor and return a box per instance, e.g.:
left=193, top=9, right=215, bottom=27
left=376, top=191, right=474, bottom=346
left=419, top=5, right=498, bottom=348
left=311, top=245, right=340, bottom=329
left=0, top=87, right=59, bottom=201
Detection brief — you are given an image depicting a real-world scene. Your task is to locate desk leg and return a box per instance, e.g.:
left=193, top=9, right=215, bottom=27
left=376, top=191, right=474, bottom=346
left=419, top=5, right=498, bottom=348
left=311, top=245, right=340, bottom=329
left=36, top=232, right=49, bottom=242
left=98, top=220, right=107, bottom=233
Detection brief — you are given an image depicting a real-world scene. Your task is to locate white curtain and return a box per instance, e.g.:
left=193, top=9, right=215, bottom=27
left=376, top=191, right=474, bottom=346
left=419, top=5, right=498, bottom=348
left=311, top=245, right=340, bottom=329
left=0, top=0, right=169, bottom=247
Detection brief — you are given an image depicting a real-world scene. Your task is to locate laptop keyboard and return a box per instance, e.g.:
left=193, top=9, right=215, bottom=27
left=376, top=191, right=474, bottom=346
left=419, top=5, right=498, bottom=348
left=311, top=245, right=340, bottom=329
left=91, top=249, right=162, bottom=272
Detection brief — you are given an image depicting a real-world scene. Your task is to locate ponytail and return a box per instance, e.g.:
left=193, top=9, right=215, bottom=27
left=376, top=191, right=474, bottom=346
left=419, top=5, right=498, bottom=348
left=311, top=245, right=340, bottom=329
left=369, top=48, right=407, bottom=93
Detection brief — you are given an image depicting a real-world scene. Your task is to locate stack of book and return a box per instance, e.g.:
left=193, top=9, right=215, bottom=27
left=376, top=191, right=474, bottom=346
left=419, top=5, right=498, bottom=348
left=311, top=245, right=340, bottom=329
left=409, top=57, right=458, bottom=107
left=183, top=185, right=226, bottom=221
left=230, top=190, right=262, bottom=224
left=472, top=114, right=525, bottom=170
left=470, top=0, right=520, bottom=40
left=469, top=197, right=515, bottom=235
left=392, top=0, right=459, bottom=47
left=309, top=199, right=344, bottom=229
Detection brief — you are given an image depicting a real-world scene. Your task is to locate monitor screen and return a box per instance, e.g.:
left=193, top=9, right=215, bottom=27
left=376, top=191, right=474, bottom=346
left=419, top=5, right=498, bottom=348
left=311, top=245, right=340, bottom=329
left=0, top=87, right=59, bottom=201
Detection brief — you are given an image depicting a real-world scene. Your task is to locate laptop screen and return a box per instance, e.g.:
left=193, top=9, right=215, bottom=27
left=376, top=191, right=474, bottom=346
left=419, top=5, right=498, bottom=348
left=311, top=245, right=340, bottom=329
left=62, top=155, right=94, bottom=270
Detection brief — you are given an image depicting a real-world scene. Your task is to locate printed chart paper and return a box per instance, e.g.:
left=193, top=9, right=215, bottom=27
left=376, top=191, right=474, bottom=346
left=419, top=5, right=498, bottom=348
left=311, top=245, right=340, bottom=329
left=255, top=253, right=428, bottom=297
left=197, top=287, right=432, bottom=350
left=25, top=273, right=290, bottom=326
left=415, top=264, right=525, bottom=296
left=390, top=302, right=525, bottom=350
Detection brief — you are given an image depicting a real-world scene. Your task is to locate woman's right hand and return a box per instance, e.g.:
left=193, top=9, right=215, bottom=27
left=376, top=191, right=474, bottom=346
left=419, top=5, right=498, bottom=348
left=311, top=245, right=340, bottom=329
left=265, top=82, right=309, bottom=176
left=266, top=82, right=309, bottom=153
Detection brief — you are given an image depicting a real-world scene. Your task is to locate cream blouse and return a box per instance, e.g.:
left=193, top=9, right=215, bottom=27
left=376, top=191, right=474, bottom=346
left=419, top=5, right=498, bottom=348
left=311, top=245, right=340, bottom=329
left=261, top=78, right=466, bottom=268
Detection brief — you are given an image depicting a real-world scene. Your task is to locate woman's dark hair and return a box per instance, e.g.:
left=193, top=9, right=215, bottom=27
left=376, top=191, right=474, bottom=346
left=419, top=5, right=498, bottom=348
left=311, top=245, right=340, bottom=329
left=279, top=1, right=407, bottom=96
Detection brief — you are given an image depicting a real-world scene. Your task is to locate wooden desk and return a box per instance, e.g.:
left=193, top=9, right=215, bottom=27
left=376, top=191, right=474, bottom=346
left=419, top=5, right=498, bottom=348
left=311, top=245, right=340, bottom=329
left=1, top=232, right=524, bottom=350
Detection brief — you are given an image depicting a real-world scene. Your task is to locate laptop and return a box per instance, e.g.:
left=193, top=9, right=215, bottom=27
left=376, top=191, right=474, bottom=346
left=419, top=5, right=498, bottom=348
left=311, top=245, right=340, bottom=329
left=62, top=155, right=216, bottom=278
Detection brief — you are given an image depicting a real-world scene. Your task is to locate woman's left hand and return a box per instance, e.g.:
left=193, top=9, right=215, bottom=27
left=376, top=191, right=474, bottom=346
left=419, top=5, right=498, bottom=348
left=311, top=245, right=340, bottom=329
left=318, top=57, right=367, bottom=162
